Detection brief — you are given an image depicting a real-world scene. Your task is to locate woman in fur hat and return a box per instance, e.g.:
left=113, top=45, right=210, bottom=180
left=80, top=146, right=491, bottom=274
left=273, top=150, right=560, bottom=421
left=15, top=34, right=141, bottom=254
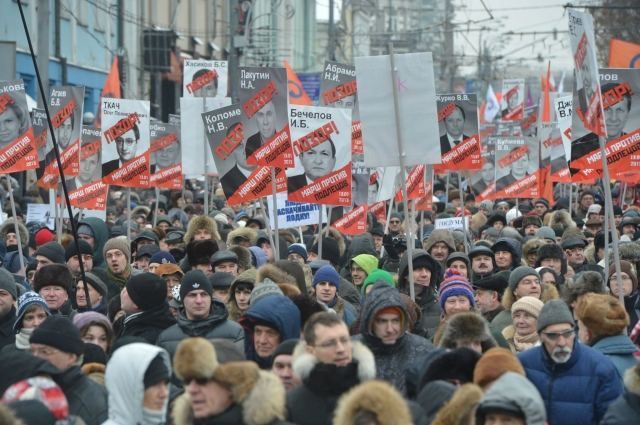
left=172, top=337, right=293, bottom=425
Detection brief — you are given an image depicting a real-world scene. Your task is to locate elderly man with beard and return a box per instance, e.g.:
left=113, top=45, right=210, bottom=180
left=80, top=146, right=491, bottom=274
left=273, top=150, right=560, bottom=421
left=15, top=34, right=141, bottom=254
left=518, top=299, right=623, bottom=425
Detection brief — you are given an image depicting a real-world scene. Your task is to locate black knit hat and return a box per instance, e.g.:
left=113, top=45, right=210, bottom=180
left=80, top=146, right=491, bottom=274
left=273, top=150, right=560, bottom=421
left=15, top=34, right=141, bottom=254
left=186, top=240, right=218, bottom=266
left=81, top=272, right=108, bottom=298
left=34, top=242, right=66, bottom=264
left=64, top=240, right=93, bottom=262
left=125, top=273, right=167, bottom=311
left=30, top=316, right=85, bottom=356
left=33, top=264, right=74, bottom=293
left=472, top=270, right=510, bottom=294
left=180, top=270, right=213, bottom=300
left=273, top=339, right=298, bottom=359
left=144, top=354, right=169, bottom=389
left=310, top=237, right=340, bottom=266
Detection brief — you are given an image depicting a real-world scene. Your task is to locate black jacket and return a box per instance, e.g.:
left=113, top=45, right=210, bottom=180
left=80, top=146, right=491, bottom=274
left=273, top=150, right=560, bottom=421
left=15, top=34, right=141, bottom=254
left=0, top=306, right=16, bottom=350
left=118, top=303, right=176, bottom=344
left=57, top=365, right=108, bottom=425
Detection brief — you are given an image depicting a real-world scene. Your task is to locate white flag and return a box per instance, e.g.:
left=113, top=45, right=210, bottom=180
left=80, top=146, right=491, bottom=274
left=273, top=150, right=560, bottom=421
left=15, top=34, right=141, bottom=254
left=484, top=84, right=499, bottom=122
left=557, top=70, right=566, bottom=94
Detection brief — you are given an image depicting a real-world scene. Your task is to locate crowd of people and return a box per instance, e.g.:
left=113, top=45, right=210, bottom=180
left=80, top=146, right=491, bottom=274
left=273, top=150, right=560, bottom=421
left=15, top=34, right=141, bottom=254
left=0, top=180, right=639, bottom=425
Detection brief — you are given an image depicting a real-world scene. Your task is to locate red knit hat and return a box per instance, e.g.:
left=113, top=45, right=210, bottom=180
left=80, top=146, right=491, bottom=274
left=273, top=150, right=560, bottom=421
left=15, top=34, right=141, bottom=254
left=438, top=268, right=475, bottom=310
left=34, top=227, right=56, bottom=247
left=1, top=377, right=69, bottom=420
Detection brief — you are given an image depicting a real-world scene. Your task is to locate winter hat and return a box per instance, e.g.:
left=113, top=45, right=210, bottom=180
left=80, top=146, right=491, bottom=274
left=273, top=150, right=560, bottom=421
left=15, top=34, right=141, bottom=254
left=310, top=237, right=340, bottom=266
left=80, top=272, right=108, bottom=298
left=179, top=270, right=213, bottom=301
left=438, top=269, right=475, bottom=310
left=250, top=278, right=284, bottom=306
left=508, top=266, right=539, bottom=292
left=473, top=347, right=525, bottom=389
left=472, top=270, right=510, bottom=293
left=135, top=244, right=160, bottom=260
left=535, top=226, right=556, bottom=242
left=149, top=251, right=177, bottom=266
left=76, top=224, right=94, bottom=238
left=563, top=271, right=607, bottom=305
left=126, top=273, right=168, bottom=311
left=103, top=236, right=131, bottom=262
left=421, top=348, right=481, bottom=386
left=143, top=354, right=170, bottom=389
left=536, top=299, right=575, bottom=333
left=155, top=263, right=184, bottom=278
left=607, top=260, right=638, bottom=292
left=312, top=265, right=341, bottom=288
left=210, top=250, right=238, bottom=267
left=34, top=227, right=56, bottom=247
left=34, top=242, right=65, bottom=264
left=13, top=291, right=50, bottom=332
left=33, top=264, right=73, bottom=293
left=0, top=267, right=17, bottom=300
left=574, top=293, right=629, bottom=338
left=272, top=339, right=299, bottom=359
left=64, top=240, right=93, bottom=262
left=351, top=254, right=378, bottom=275
left=30, top=316, right=85, bottom=356
left=72, top=311, right=112, bottom=333
left=511, top=296, right=544, bottom=319
left=1, top=377, right=69, bottom=420
left=209, top=272, right=234, bottom=290
left=287, top=243, right=308, bottom=262
left=361, top=269, right=395, bottom=295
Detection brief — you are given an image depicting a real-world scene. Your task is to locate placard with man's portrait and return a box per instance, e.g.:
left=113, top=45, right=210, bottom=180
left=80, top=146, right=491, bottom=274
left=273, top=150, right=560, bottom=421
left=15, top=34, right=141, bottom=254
left=0, top=80, right=37, bottom=174
left=150, top=122, right=182, bottom=190
left=67, top=126, right=108, bottom=210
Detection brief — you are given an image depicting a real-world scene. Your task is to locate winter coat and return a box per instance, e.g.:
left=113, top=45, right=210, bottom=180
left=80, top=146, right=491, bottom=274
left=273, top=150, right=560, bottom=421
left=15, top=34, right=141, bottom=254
left=327, top=295, right=358, bottom=327
left=57, top=365, right=108, bottom=425
left=397, top=250, right=442, bottom=339
left=601, top=365, right=640, bottom=425
left=476, top=372, right=546, bottom=425
left=286, top=341, right=376, bottom=425
left=591, top=334, right=639, bottom=379
left=78, top=217, right=109, bottom=268
left=103, top=343, right=170, bottom=425
left=518, top=341, right=623, bottom=425
left=157, top=301, right=244, bottom=360
left=239, top=295, right=301, bottom=369
left=0, top=306, right=16, bottom=350
left=357, top=284, right=434, bottom=395
left=117, top=303, right=176, bottom=344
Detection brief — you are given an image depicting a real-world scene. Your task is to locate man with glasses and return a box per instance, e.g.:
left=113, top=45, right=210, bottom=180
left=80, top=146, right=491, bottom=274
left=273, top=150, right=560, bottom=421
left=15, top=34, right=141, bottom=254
left=102, top=123, right=140, bottom=177
left=287, top=312, right=376, bottom=425
left=518, top=299, right=623, bottom=425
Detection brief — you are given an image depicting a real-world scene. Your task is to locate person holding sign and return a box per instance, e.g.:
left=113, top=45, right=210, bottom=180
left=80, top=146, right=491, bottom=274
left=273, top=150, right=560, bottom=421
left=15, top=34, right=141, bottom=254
left=102, top=123, right=139, bottom=176
left=0, top=96, right=27, bottom=149
left=287, top=138, right=336, bottom=193
left=245, top=100, right=277, bottom=154
left=439, top=104, right=469, bottom=154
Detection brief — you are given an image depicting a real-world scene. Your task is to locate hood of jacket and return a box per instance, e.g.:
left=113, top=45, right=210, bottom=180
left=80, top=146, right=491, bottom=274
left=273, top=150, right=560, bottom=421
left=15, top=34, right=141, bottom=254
left=592, top=334, right=639, bottom=355
left=492, top=237, right=522, bottom=270
left=360, top=284, right=408, bottom=339
left=476, top=372, right=546, bottom=425
left=0, top=218, right=28, bottom=249
left=397, top=249, right=441, bottom=289
left=105, top=343, right=170, bottom=424
left=348, top=234, right=377, bottom=259
left=79, top=217, right=109, bottom=267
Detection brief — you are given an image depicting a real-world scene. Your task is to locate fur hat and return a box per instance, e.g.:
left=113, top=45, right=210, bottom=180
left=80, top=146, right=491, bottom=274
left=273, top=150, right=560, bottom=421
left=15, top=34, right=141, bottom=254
left=522, top=215, right=542, bottom=229
left=33, top=264, right=73, bottom=293
left=186, top=240, right=218, bottom=266
left=431, top=383, right=484, bottom=425
left=333, top=380, right=413, bottom=425
left=535, top=243, right=564, bottom=263
left=184, top=215, right=220, bottom=244
left=562, top=270, right=606, bottom=305
left=421, top=348, right=481, bottom=387
left=174, top=337, right=220, bottom=382
left=473, top=347, right=525, bottom=389
left=228, top=245, right=252, bottom=272
left=309, top=237, right=341, bottom=266
left=574, top=293, right=629, bottom=339
left=103, top=236, right=131, bottom=262
left=439, top=312, right=496, bottom=352
left=226, top=227, right=257, bottom=247
left=423, top=229, right=456, bottom=253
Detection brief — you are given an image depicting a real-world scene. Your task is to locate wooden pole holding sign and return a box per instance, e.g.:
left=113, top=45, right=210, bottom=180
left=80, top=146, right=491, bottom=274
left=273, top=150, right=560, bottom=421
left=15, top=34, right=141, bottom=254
left=259, top=197, right=277, bottom=259
left=270, top=167, right=279, bottom=260
left=127, top=189, right=131, bottom=243
left=5, top=179, right=25, bottom=273
left=153, top=187, right=160, bottom=227
left=317, top=206, right=323, bottom=260
left=202, top=97, right=210, bottom=217
left=458, top=172, right=469, bottom=254
left=379, top=189, right=396, bottom=260
left=389, top=42, right=415, bottom=301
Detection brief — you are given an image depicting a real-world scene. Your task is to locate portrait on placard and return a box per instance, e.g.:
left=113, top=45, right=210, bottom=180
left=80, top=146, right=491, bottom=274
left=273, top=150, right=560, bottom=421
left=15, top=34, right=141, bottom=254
left=501, top=79, right=525, bottom=122
left=100, top=98, right=151, bottom=188
left=494, top=137, right=541, bottom=198
left=435, top=93, right=481, bottom=170
left=32, top=108, right=50, bottom=180
left=67, top=126, right=109, bottom=210
left=320, top=61, right=359, bottom=119
left=468, top=136, right=496, bottom=196
left=150, top=122, right=182, bottom=190
left=183, top=60, right=228, bottom=98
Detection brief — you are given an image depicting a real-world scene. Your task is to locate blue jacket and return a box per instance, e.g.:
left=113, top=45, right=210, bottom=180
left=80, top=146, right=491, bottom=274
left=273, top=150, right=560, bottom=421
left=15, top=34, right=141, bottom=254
left=239, top=295, right=301, bottom=369
left=518, top=341, right=623, bottom=425
left=592, top=334, right=638, bottom=380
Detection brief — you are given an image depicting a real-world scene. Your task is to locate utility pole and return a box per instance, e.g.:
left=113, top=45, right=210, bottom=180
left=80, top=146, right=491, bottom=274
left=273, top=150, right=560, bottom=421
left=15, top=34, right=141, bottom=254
left=328, top=0, right=335, bottom=60
left=228, top=2, right=239, bottom=103
left=444, top=0, right=454, bottom=91
left=117, top=0, right=125, bottom=97
left=36, top=0, right=49, bottom=108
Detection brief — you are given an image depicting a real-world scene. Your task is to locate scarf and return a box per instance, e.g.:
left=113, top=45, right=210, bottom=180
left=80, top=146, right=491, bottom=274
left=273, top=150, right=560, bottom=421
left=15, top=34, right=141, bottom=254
left=15, top=327, right=34, bottom=350
left=141, top=408, right=166, bottom=425
left=512, top=330, right=539, bottom=352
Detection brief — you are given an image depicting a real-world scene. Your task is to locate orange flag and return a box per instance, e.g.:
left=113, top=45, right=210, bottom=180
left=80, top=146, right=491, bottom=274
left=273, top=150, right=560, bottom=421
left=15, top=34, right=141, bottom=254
left=609, top=39, right=640, bottom=68
left=96, top=57, right=121, bottom=126
left=284, top=60, right=312, bottom=105
left=541, top=62, right=551, bottom=123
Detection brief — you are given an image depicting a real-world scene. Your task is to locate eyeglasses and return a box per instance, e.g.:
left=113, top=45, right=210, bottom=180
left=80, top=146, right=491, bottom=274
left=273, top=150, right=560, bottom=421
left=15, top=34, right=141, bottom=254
left=183, top=377, right=210, bottom=386
left=390, top=220, right=401, bottom=224
left=314, top=336, right=351, bottom=349
left=541, top=329, right=575, bottom=341
left=116, top=137, right=137, bottom=146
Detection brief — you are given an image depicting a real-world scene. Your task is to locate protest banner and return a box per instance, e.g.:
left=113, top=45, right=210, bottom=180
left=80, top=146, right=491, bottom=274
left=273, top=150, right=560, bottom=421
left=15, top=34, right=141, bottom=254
left=334, top=204, right=367, bottom=235
left=501, top=79, right=525, bottom=122
left=202, top=103, right=286, bottom=205
left=180, top=97, right=230, bottom=177
left=412, top=166, right=434, bottom=212
left=435, top=216, right=470, bottom=231
left=266, top=192, right=326, bottom=229
left=183, top=60, right=228, bottom=98
left=238, top=67, right=293, bottom=169
left=494, top=137, right=541, bottom=199
left=434, top=93, right=481, bottom=171
left=468, top=135, right=496, bottom=201
left=355, top=52, right=440, bottom=167
left=27, top=203, right=55, bottom=229
left=67, top=126, right=108, bottom=210
left=352, top=158, right=369, bottom=207
left=368, top=200, right=387, bottom=223
left=32, top=108, right=51, bottom=182
left=39, top=86, right=85, bottom=189
left=100, top=98, right=151, bottom=188
left=286, top=105, right=352, bottom=206
left=168, top=114, right=180, bottom=126
left=0, top=80, right=37, bottom=174
left=320, top=61, right=358, bottom=114
left=285, top=60, right=313, bottom=106
left=609, top=39, right=640, bottom=69
left=95, top=57, right=121, bottom=127
left=569, top=69, right=640, bottom=180
left=394, top=165, right=426, bottom=201
left=150, top=122, right=182, bottom=190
